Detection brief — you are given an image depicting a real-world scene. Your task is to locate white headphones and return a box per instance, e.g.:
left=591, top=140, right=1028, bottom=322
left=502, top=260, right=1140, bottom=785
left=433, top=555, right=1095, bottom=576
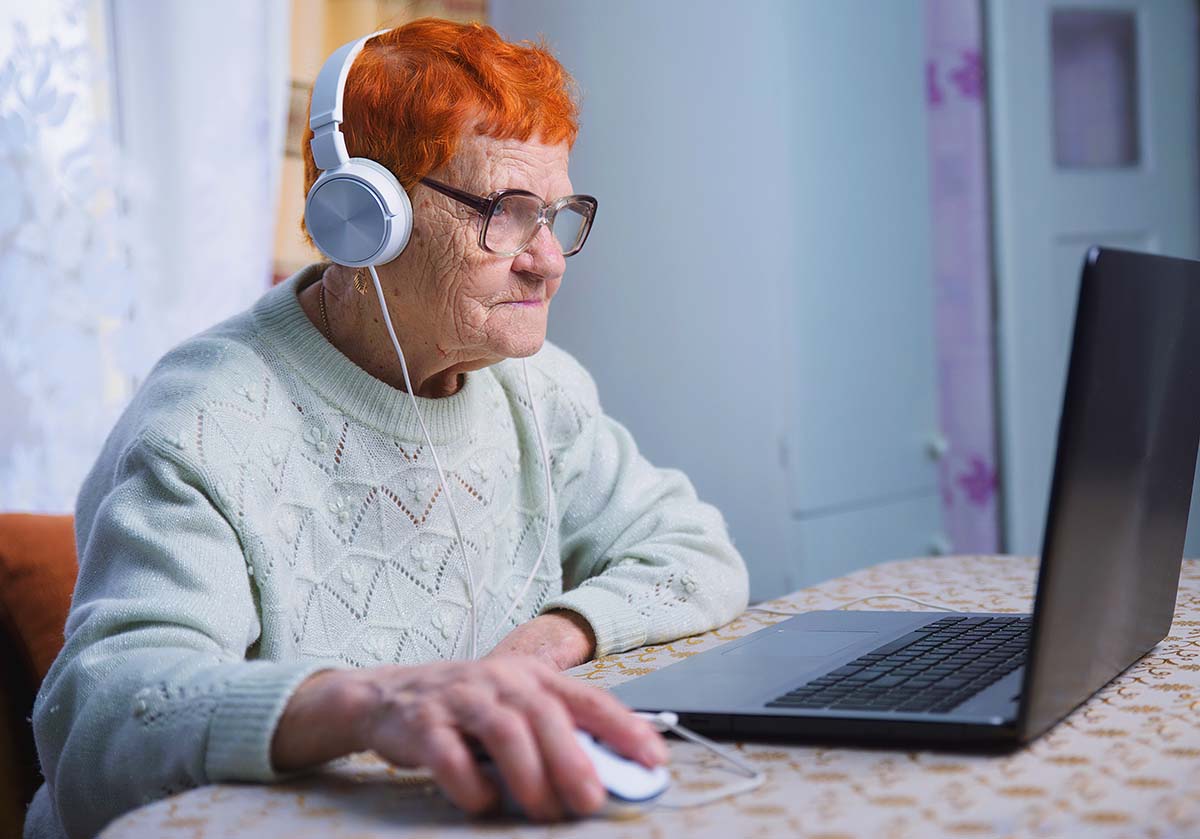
left=305, top=30, right=413, bottom=267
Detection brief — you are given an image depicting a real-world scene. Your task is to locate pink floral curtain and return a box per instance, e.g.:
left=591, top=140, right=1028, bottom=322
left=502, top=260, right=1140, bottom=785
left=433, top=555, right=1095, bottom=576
left=925, top=0, right=1000, bottom=553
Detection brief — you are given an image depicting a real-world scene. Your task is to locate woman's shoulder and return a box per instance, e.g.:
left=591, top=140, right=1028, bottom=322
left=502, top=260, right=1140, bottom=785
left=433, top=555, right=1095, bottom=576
left=101, top=308, right=280, bottom=460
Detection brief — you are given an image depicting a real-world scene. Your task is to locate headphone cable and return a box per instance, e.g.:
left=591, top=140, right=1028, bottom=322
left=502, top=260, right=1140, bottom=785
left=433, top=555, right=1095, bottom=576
left=367, top=264, right=479, bottom=660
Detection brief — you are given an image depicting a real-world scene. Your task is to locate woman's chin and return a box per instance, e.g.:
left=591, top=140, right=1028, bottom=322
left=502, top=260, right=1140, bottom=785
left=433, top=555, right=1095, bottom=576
left=486, top=306, right=549, bottom=359
left=505, top=336, right=547, bottom=359
left=489, top=328, right=547, bottom=360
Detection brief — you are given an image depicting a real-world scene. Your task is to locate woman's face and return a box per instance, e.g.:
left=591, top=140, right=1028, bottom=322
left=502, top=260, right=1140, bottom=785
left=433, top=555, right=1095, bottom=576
left=397, top=133, right=572, bottom=366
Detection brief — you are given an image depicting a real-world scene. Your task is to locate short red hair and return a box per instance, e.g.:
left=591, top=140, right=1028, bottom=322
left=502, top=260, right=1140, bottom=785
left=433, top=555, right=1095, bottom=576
left=299, top=18, right=580, bottom=249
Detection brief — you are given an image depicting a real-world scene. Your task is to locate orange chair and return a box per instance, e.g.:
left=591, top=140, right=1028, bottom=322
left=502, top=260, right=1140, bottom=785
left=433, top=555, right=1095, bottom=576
left=0, top=514, right=78, bottom=836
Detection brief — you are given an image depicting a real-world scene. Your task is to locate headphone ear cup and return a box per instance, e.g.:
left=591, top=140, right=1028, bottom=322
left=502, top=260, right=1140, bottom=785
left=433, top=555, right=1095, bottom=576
left=304, top=157, right=413, bottom=267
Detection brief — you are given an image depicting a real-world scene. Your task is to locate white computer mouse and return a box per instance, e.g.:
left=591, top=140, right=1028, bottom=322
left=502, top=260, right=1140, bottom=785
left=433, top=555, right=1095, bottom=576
left=572, top=729, right=671, bottom=805
left=475, top=729, right=671, bottom=817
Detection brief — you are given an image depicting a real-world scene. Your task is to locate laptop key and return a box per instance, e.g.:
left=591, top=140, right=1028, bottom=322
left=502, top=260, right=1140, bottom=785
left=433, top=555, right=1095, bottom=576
left=870, top=630, right=935, bottom=657
left=934, top=677, right=969, bottom=690
left=857, top=669, right=893, bottom=680
left=825, top=665, right=865, bottom=678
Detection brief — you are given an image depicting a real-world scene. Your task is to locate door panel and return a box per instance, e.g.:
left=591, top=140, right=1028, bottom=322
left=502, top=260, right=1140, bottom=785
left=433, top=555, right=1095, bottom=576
left=987, top=0, right=1200, bottom=554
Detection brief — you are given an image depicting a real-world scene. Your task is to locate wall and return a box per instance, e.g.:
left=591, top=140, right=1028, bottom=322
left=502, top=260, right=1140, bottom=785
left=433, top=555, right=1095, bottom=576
left=490, top=0, right=801, bottom=599
left=491, top=1, right=944, bottom=598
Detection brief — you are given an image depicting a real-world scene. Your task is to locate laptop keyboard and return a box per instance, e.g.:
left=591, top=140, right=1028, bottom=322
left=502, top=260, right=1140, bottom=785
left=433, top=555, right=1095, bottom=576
left=765, top=615, right=1031, bottom=714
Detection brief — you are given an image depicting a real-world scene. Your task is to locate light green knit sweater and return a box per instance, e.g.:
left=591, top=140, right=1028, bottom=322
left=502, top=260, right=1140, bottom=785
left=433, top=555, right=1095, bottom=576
left=25, top=263, right=749, bottom=839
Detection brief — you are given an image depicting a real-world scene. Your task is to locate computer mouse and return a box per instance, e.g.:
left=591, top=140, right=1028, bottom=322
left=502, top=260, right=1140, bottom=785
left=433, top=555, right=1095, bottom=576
left=472, top=729, right=671, bottom=817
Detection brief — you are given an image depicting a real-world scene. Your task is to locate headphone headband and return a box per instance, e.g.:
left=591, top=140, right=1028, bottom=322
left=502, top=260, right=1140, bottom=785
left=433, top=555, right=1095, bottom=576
left=304, top=28, right=412, bottom=267
left=308, top=29, right=388, bottom=171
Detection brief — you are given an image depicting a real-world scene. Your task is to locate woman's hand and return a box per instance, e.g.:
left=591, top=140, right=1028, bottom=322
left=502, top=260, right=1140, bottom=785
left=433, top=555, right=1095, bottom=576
left=271, top=657, right=668, bottom=821
left=485, top=610, right=597, bottom=670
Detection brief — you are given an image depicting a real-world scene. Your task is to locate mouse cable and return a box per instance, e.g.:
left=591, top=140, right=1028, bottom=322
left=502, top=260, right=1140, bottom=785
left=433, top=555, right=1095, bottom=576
left=744, top=593, right=962, bottom=616
left=634, top=711, right=766, bottom=808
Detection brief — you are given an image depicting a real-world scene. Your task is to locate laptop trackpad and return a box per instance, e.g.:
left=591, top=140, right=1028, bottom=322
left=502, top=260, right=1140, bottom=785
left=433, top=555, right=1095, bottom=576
left=720, top=629, right=877, bottom=658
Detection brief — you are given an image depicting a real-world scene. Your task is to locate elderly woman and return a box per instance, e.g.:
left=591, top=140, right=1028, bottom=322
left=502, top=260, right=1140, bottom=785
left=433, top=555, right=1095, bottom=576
left=27, top=18, right=748, bottom=839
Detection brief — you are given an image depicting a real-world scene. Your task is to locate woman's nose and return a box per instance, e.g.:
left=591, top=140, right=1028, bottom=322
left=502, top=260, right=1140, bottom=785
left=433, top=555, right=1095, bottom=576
left=513, top=224, right=566, bottom=279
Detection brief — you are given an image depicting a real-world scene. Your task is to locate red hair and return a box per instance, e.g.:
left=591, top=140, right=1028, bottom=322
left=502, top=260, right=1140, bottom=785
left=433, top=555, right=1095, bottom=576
left=300, top=18, right=580, bottom=248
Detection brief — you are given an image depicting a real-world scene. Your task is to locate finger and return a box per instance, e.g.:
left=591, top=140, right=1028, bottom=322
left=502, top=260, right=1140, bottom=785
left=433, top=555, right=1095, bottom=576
left=506, top=689, right=607, bottom=816
left=421, top=725, right=500, bottom=816
left=458, top=703, right=562, bottom=822
left=542, top=672, right=669, bottom=767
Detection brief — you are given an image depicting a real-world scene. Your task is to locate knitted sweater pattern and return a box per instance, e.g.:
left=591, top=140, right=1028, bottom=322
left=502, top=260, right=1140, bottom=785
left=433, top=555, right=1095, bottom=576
left=26, top=263, right=748, bottom=839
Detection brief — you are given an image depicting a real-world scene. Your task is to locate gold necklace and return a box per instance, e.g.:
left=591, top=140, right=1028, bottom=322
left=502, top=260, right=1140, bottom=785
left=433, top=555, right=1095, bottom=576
left=318, top=280, right=332, bottom=340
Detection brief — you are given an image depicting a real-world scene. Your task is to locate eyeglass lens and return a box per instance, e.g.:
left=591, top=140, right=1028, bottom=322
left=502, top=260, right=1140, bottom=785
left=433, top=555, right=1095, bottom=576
left=484, top=193, right=591, bottom=256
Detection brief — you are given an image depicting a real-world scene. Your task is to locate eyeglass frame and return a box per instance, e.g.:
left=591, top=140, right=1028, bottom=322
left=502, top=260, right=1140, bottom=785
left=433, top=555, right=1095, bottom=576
left=419, top=176, right=598, bottom=258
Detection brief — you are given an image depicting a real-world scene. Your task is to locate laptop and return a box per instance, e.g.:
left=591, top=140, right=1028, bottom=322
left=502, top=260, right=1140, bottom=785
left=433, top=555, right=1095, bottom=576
left=613, top=247, right=1200, bottom=748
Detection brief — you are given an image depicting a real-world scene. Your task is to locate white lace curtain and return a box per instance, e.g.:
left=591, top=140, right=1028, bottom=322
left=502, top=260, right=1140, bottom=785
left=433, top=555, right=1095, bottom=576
left=0, top=0, right=290, bottom=511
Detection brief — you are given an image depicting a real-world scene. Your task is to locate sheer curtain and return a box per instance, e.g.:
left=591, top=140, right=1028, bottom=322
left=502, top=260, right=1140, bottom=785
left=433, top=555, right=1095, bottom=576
left=0, top=0, right=290, bottom=511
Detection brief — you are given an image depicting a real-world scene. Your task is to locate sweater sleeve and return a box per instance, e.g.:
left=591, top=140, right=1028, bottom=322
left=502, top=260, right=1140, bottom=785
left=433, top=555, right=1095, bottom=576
left=32, top=438, right=329, bottom=839
left=537, top=382, right=750, bottom=658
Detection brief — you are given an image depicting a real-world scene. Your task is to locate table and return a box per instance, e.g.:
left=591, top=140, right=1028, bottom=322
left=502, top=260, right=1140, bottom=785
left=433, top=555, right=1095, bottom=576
left=102, top=556, right=1200, bottom=838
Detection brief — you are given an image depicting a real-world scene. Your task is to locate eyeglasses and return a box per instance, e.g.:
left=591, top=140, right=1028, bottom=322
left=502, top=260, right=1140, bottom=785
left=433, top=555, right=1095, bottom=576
left=420, top=177, right=597, bottom=258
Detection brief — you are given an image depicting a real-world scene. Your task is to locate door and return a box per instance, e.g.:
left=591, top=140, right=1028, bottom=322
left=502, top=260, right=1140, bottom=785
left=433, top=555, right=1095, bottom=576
left=987, top=0, right=1200, bottom=554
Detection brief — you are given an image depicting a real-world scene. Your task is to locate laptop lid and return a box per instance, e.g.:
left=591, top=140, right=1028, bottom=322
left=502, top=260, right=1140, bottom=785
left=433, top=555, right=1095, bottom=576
left=1017, top=247, right=1200, bottom=741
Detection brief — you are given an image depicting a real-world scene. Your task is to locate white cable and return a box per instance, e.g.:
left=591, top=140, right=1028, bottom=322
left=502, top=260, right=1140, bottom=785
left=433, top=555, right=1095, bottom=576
left=633, top=711, right=766, bottom=808
left=367, top=265, right=557, bottom=657
left=367, top=265, right=479, bottom=660
left=657, top=772, right=766, bottom=808
left=493, top=359, right=555, bottom=632
left=742, top=606, right=807, bottom=617
left=745, top=593, right=961, bottom=617
left=834, top=594, right=960, bottom=612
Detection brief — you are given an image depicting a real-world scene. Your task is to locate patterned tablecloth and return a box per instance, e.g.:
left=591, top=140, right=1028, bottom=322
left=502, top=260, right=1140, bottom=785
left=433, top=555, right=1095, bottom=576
left=102, top=556, right=1200, bottom=839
